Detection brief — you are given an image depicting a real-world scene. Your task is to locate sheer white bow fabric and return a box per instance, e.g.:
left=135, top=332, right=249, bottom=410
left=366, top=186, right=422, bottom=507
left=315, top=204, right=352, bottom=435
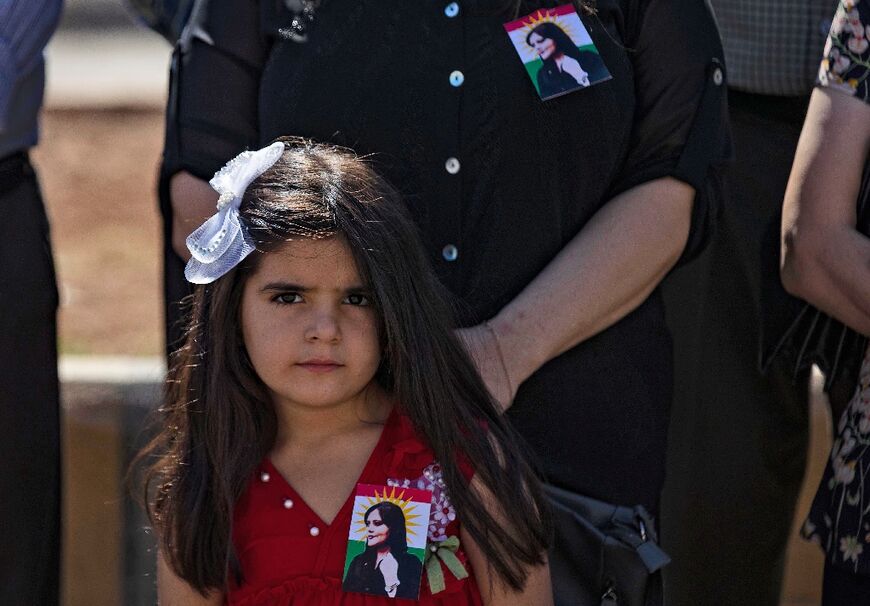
left=184, top=142, right=286, bottom=284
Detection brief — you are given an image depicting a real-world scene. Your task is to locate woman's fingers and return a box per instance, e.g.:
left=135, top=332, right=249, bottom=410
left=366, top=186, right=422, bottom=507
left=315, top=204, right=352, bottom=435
left=169, top=171, right=221, bottom=261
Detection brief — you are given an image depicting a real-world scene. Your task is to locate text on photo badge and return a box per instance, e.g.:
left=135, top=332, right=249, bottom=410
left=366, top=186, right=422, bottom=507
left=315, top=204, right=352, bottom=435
left=504, top=4, right=612, bottom=101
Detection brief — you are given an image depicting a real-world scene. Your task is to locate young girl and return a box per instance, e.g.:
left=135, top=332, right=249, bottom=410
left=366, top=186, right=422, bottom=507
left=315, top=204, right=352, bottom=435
left=138, top=138, right=553, bottom=605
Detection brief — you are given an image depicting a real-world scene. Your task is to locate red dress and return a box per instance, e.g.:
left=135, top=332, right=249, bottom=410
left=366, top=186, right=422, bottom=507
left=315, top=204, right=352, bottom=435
left=227, top=410, right=484, bottom=605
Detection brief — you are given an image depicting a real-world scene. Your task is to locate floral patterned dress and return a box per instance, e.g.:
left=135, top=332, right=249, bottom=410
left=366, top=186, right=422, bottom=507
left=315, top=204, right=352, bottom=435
left=801, top=0, right=870, bottom=573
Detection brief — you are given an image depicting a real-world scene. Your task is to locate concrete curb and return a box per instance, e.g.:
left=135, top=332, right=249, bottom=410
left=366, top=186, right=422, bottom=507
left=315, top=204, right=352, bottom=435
left=45, top=31, right=170, bottom=109
left=60, top=355, right=165, bottom=385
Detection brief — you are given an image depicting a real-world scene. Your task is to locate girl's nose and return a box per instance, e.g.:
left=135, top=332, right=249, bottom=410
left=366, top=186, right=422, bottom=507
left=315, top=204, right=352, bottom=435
left=304, top=310, right=340, bottom=342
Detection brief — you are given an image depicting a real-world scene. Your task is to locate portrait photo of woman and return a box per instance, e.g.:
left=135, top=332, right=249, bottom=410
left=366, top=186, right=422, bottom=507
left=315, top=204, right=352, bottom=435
left=342, top=501, right=424, bottom=599
left=525, top=21, right=608, bottom=99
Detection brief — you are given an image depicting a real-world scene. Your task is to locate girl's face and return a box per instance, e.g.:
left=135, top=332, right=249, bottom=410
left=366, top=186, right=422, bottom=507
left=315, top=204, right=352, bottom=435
left=240, top=236, right=382, bottom=413
left=365, top=509, right=390, bottom=548
left=529, top=32, right=557, bottom=60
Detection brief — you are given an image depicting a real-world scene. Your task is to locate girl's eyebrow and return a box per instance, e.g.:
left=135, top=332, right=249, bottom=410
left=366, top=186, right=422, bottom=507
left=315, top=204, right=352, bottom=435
left=259, top=281, right=370, bottom=293
left=260, top=281, right=307, bottom=293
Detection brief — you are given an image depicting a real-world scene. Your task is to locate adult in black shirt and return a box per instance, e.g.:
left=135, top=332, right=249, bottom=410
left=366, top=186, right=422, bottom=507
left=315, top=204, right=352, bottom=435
left=161, top=0, right=729, bottom=534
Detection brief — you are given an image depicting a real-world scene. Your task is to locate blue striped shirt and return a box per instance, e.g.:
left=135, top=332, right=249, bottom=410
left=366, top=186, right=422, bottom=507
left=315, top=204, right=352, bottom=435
left=0, top=0, right=63, bottom=156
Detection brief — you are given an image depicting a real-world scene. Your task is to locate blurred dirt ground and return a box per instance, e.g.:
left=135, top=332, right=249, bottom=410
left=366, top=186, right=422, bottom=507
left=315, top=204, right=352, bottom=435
left=34, top=108, right=164, bottom=356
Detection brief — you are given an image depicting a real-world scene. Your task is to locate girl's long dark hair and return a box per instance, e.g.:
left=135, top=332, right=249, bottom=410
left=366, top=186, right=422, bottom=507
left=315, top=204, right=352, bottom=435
left=135, top=137, right=552, bottom=595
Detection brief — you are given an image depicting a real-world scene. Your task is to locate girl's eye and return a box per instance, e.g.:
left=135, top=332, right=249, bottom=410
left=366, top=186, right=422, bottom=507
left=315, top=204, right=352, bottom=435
left=273, top=293, right=303, bottom=305
left=344, top=293, right=371, bottom=306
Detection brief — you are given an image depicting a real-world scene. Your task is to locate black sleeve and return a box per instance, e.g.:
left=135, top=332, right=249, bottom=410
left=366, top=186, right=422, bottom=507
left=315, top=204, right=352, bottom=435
left=343, top=555, right=365, bottom=592
left=161, top=0, right=269, bottom=182
left=609, top=0, right=732, bottom=265
left=396, top=553, right=424, bottom=599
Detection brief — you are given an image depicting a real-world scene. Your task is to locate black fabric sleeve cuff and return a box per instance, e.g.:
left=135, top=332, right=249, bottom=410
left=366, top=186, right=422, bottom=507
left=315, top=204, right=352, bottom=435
left=608, top=59, right=732, bottom=267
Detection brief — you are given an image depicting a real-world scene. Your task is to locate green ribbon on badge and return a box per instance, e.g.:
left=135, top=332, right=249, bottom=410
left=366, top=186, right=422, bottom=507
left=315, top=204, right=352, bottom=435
left=424, top=535, right=469, bottom=594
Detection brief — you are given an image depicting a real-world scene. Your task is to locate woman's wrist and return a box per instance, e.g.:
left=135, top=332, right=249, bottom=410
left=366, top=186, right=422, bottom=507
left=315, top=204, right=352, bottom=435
left=487, top=310, right=547, bottom=387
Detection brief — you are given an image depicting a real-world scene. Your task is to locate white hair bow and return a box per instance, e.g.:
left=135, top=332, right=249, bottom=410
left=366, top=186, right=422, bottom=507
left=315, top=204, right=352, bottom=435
left=184, top=142, right=286, bottom=284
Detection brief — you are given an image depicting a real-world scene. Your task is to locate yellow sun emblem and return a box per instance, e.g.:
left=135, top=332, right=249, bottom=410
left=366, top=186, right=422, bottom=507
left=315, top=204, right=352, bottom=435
left=352, top=486, right=424, bottom=540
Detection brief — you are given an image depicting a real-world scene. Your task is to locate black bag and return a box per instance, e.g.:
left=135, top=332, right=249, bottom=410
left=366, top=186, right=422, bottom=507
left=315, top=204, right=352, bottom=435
left=545, top=485, right=670, bottom=606
left=761, top=163, right=870, bottom=392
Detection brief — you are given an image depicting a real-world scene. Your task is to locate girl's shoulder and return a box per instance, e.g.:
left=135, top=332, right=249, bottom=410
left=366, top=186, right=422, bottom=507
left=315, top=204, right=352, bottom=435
left=384, top=410, right=475, bottom=483
left=380, top=411, right=445, bottom=494
left=381, top=411, right=430, bottom=473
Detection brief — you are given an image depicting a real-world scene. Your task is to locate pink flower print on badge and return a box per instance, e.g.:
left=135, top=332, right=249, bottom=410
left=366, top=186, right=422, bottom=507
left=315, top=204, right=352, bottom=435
left=388, top=462, right=457, bottom=543
left=434, top=499, right=457, bottom=526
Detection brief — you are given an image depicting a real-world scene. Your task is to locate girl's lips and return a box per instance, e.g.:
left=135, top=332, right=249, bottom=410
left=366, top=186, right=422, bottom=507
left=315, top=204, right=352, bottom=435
left=296, top=361, right=343, bottom=373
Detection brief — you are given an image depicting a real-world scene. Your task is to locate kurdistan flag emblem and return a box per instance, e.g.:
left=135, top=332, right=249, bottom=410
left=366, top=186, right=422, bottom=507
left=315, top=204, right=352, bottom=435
left=504, top=4, right=612, bottom=100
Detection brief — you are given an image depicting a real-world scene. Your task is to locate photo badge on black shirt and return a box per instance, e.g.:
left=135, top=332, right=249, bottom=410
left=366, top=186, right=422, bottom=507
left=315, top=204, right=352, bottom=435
left=504, top=4, right=612, bottom=101
left=342, top=483, right=432, bottom=599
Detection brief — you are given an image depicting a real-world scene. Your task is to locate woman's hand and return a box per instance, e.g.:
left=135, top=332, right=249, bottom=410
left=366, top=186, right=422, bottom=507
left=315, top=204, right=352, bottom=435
left=456, top=321, right=525, bottom=411
left=169, top=171, right=220, bottom=261
left=377, top=552, right=400, bottom=597
left=458, top=178, right=693, bottom=414
left=560, top=55, right=589, bottom=86
left=484, top=177, right=693, bottom=384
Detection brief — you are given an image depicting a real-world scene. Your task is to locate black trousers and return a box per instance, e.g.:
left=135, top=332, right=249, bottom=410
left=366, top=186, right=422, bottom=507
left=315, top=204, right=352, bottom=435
left=0, top=153, right=61, bottom=606
left=660, top=92, right=812, bottom=606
